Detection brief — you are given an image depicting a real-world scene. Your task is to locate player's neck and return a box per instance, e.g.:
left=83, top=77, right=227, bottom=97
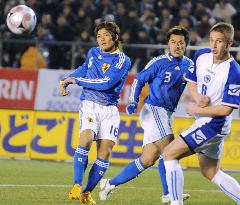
left=213, top=52, right=231, bottom=64
left=102, top=45, right=117, bottom=53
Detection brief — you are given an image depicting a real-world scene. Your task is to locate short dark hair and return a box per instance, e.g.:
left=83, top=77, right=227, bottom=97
left=94, top=21, right=121, bottom=49
left=166, top=26, right=189, bottom=45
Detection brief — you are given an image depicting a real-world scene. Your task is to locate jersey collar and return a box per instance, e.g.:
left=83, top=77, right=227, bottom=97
left=167, top=52, right=183, bottom=62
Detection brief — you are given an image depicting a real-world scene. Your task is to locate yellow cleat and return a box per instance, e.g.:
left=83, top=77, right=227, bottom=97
left=80, top=191, right=96, bottom=204
left=68, top=184, right=82, bottom=200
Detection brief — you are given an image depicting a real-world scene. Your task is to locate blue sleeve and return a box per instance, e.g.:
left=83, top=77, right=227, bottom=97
left=67, top=49, right=92, bottom=78
left=129, top=60, right=159, bottom=102
left=74, top=56, right=131, bottom=90
left=222, top=61, right=240, bottom=108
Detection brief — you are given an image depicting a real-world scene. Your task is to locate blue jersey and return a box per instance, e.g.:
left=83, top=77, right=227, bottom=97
left=67, top=47, right=131, bottom=106
left=129, top=53, right=193, bottom=111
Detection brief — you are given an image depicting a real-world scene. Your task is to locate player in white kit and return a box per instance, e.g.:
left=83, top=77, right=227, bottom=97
left=163, top=22, right=240, bottom=205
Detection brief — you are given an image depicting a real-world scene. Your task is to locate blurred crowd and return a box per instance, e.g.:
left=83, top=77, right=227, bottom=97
left=1, top=0, right=240, bottom=71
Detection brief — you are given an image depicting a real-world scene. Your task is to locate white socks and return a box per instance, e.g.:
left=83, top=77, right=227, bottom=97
left=164, top=160, right=184, bottom=205
left=212, top=170, right=240, bottom=204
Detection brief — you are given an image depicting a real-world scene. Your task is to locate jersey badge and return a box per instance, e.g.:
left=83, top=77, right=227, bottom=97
left=204, top=75, right=211, bottom=83
left=102, top=63, right=110, bottom=73
left=87, top=117, right=93, bottom=122
left=175, top=66, right=180, bottom=70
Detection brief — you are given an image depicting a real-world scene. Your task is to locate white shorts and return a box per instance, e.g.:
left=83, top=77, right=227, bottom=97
left=79, top=100, right=120, bottom=142
left=140, top=104, right=174, bottom=146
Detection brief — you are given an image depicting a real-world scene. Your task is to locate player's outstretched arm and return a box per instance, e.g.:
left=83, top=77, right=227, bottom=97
left=186, top=103, right=234, bottom=117
left=59, top=78, right=76, bottom=96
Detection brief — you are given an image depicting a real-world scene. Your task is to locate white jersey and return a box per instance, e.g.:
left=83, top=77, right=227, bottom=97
left=185, top=48, right=240, bottom=136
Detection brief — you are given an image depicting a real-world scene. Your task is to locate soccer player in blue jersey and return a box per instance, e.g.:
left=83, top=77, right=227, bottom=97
left=59, top=21, right=131, bottom=204
left=163, top=22, right=240, bottom=205
left=99, top=26, right=193, bottom=203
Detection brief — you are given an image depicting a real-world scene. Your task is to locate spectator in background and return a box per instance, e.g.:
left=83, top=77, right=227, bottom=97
left=121, top=7, right=142, bottom=41
left=54, top=15, right=74, bottom=41
left=193, top=1, right=212, bottom=22
left=157, top=8, right=173, bottom=29
left=177, top=7, right=196, bottom=28
left=196, top=13, right=212, bottom=38
left=35, top=24, right=55, bottom=66
left=113, top=2, right=126, bottom=30
left=179, top=17, right=191, bottom=30
left=132, top=28, right=151, bottom=72
left=20, top=46, right=47, bottom=70
left=186, top=30, right=202, bottom=58
left=165, top=0, right=179, bottom=18
left=96, top=0, right=115, bottom=19
left=41, top=13, right=56, bottom=34
left=212, top=0, right=236, bottom=23
left=143, top=15, right=159, bottom=43
left=62, top=4, right=77, bottom=25
left=75, top=7, right=92, bottom=35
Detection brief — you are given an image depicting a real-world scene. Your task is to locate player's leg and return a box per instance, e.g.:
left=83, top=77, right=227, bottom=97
left=99, top=139, right=164, bottom=201
left=80, top=139, right=114, bottom=205
left=83, top=139, right=114, bottom=193
left=163, top=136, right=191, bottom=205
left=69, top=129, right=94, bottom=200
left=158, top=155, right=169, bottom=197
left=198, top=145, right=240, bottom=204
left=157, top=134, right=174, bottom=203
left=81, top=104, right=119, bottom=204
left=69, top=100, right=98, bottom=200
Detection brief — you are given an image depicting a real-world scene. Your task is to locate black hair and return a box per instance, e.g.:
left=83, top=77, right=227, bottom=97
left=94, top=21, right=122, bottom=50
left=167, top=26, right=189, bottom=45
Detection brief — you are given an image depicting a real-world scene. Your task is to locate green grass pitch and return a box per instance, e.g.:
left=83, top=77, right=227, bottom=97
left=0, top=159, right=239, bottom=205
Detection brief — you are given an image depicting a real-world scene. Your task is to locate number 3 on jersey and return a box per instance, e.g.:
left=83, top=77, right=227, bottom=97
left=164, top=71, right=171, bottom=83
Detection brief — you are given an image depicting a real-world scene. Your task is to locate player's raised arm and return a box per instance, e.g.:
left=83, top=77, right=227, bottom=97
left=129, top=60, right=158, bottom=103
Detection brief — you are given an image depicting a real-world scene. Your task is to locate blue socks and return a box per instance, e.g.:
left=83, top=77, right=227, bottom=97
left=83, top=158, right=109, bottom=193
left=158, top=155, right=169, bottom=195
left=74, top=146, right=89, bottom=185
left=110, top=158, right=146, bottom=186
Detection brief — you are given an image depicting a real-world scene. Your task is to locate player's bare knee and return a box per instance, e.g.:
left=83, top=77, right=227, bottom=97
left=201, top=168, right=218, bottom=180
left=162, top=146, right=173, bottom=160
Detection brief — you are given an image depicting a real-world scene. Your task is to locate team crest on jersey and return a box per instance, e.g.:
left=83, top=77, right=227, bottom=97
left=102, top=63, right=110, bottom=73
left=204, top=75, right=211, bottom=83
left=175, top=66, right=180, bottom=70
left=87, top=117, right=93, bottom=122
left=191, top=130, right=207, bottom=144
left=228, top=84, right=240, bottom=96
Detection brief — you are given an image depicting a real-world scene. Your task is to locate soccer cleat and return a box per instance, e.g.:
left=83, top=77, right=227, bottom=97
left=79, top=191, right=96, bottom=204
left=162, top=193, right=190, bottom=204
left=68, top=184, right=82, bottom=200
left=99, top=178, right=116, bottom=200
